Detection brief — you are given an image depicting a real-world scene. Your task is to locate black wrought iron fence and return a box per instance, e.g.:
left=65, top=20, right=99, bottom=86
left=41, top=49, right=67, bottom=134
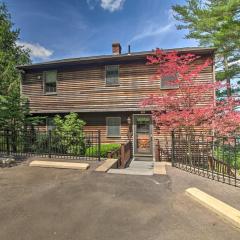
left=0, top=130, right=101, bottom=161
left=172, top=131, right=240, bottom=187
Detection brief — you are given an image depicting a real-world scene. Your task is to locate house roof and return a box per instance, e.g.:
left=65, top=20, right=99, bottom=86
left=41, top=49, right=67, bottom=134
left=17, top=46, right=216, bottom=70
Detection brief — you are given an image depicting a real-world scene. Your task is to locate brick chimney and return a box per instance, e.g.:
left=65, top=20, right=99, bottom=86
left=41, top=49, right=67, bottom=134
left=112, top=42, right=122, bottom=55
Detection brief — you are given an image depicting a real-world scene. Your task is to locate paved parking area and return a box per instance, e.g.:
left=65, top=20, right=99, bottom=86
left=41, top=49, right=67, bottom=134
left=167, top=166, right=240, bottom=210
left=0, top=162, right=239, bottom=240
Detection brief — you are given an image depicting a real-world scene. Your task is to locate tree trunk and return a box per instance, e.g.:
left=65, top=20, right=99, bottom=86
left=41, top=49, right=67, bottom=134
left=186, top=128, right=193, bottom=166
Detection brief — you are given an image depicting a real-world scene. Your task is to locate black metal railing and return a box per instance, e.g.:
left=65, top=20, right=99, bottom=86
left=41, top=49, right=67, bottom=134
left=172, top=130, right=240, bottom=187
left=0, top=129, right=101, bottom=161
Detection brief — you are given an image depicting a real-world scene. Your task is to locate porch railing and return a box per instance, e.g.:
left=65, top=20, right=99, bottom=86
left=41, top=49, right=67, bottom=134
left=107, top=141, right=132, bottom=168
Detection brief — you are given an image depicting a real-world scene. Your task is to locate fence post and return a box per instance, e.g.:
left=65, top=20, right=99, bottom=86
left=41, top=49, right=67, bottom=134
left=155, top=139, right=160, bottom=162
left=98, top=130, right=101, bottom=161
left=48, top=130, right=52, bottom=158
left=120, top=143, right=125, bottom=168
left=6, top=129, right=10, bottom=156
left=171, top=130, right=175, bottom=167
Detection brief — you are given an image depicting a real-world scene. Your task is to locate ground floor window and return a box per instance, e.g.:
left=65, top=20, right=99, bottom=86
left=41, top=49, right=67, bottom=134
left=46, top=117, right=56, bottom=131
left=106, top=117, right=121, bottom=137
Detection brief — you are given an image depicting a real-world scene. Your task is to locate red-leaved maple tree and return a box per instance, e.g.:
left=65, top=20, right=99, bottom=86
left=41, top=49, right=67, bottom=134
left=142, top=49, right=240, bottom=136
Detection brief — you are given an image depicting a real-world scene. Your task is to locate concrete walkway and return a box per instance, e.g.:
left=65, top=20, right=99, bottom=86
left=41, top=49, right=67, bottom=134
left=108, top=159, right=154, bottom=175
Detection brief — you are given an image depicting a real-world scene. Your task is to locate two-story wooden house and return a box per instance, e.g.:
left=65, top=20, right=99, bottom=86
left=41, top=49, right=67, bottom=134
left=18, top=43, right=215, bottom=161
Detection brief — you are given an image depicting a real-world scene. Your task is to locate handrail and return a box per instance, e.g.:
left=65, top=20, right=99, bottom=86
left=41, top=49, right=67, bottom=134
left=107, top=141, right=131, bottom=168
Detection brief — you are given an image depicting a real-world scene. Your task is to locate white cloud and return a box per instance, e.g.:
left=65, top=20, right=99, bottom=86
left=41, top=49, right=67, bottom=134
left=87, top=0, right=125, bottom=12
left=129, top=22, right=174, bottom=43
left=129, top=9, right=176, bottom=43
left=100, top=0, right=125, bottom=12
left=17, top=41, right=53, bottom=60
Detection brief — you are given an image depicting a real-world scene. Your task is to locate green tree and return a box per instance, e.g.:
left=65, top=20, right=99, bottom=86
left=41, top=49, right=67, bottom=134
left=53, top=113, right=86, bottom=155
left=0, top=2, right=31, bottom=130
left=172, top=0, right=240, bottom=97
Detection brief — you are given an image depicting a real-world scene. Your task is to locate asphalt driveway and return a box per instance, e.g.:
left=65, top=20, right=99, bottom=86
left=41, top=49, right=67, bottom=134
left=0, top=162, right=239, bottom=240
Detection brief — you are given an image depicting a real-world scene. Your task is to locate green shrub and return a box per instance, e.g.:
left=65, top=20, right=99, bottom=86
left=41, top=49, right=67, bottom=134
left=85, top=143, right=121, bottom=158
left=214, top=145, right=240, bottom=171
left=53, top=113, right=86, bottom=155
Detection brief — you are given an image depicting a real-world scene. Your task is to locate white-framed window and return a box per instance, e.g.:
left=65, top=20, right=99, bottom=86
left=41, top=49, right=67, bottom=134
left=105, top=65, right=119, bottom=86
left=106, top=117, right=121, bottom=137
left=44, top=70, right=57, bottom=94
left=160, top=73, right=179, bottom=89
left=46, top=117, right=55, bottom=131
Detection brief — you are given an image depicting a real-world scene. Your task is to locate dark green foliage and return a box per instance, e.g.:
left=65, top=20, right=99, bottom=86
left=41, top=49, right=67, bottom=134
left=85, top=143, right=121, bottom=158
left=214, top=144, right=240, bottom=171
left=32, top=133, right=68, bottom=155
left=172, top=0, right=240, bottom=97
left=0, top=3, right=35, bottom=131
left=0, top=3, right=30, bottom=95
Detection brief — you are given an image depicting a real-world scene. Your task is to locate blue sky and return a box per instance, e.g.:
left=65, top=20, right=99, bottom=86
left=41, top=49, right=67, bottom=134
left=7, top=0, right=198, bottom=62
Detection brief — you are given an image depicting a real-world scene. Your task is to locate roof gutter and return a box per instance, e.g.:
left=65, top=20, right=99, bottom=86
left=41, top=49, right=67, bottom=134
left=17, top=47, right=216, bottom=71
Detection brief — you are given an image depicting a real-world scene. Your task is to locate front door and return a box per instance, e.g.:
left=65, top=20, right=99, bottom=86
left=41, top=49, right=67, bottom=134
left=133, top=115, right=153, bottom=156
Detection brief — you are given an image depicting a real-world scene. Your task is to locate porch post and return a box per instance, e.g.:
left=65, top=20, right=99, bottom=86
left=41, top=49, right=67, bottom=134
left=97, top=130, right=101, bottom=161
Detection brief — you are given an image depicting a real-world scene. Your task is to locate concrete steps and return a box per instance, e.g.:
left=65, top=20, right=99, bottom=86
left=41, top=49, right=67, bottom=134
left=108, top=161, right=154, bottom=176
left=108, top=168, right=153, bottom=175
left=134, top=156, right=153, bottom=161
left=95, top=159, right=118, bottom=172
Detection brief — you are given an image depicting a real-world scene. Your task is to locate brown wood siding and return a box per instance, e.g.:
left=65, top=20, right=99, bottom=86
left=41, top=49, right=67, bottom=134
left=22, top=55, right=214, bottom=113
left=37, top=112, right=131, bottom=144
left=81, top=112, right=129, bottom=144
left=23, top=53, right=214, bottom=161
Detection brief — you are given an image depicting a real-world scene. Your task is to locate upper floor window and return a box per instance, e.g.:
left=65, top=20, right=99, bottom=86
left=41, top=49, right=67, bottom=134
left=44, top=70, right=57, bottom=94
left=160, top=73, right=179, bottom=89
left=105, top=65, right=119, bottom=86
left=106, top=117, right=121, bottom=137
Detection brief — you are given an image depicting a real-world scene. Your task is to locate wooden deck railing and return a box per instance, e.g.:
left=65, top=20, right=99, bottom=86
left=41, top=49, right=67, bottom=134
left=155, top=139, right=236, bottom=178
left=107, top=141, right=131, bottom=168
left=208, top=156, right=235, bottom=177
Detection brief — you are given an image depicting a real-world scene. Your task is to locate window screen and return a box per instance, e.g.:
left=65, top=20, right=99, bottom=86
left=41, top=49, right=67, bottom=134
left=106, top=65, right=119, bottom=85
left=106, top=117, right=121, bottom=137
left=161, top=73, right=179, bottom=89
left=44, top=71, right=57, bottom=93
